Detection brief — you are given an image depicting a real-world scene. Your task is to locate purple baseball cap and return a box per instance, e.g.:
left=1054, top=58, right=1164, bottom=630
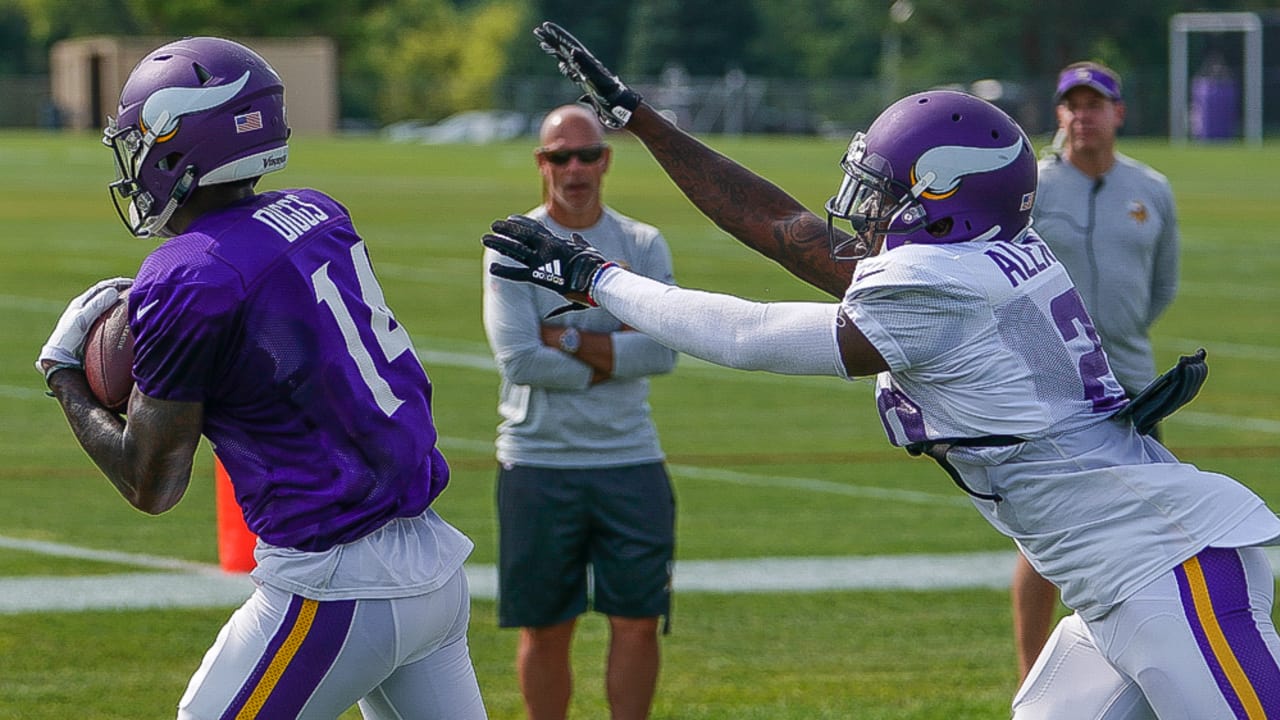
left=1054, top=62, right=1122, bottom=102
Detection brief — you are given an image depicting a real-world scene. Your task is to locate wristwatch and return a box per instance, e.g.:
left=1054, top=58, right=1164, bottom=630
left=558, top=327, right=581, bottom=354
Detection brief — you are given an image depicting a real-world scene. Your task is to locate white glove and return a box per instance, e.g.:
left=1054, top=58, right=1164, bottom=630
left=36, top=277, right=133, bottom=379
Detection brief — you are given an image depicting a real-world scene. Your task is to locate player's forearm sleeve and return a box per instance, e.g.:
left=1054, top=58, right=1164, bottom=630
left=592, top=266, right=847, bottom=377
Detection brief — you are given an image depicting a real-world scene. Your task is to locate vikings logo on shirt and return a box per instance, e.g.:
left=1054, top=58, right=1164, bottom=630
left=1128, top=200, right=1149, bottom=224
left=911, top=139, right=1025, bottom=200
left=139, top=70, right=250, bottom=143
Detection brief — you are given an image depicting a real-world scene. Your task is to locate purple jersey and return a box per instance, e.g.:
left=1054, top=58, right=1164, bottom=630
left=129, top=189, right=447, bottom=552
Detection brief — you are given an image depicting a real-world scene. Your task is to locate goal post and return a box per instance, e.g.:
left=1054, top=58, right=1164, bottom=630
left=1169, top=12, right=1263, bottom=145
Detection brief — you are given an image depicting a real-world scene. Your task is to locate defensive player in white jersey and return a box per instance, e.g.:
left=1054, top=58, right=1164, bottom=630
left=481, top=22, right=1280, bottom=719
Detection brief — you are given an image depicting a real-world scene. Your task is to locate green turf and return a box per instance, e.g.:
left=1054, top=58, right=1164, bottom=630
left=0, top=130, right=1277, bottom=718
left=0, top=593, right=1021, bottom=719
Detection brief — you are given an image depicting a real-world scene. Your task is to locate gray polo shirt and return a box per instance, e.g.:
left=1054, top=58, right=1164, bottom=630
left=482, top=205, right=677, bottom=467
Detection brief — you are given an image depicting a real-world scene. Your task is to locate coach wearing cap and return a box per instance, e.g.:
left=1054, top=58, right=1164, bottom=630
left=1011, top=60, right=1182, bottom=682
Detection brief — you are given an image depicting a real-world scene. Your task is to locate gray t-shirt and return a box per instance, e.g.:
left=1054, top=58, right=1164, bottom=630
left=482, top=206, right=677, bottom=467
left=1032, top=152, right=1179, bottom=395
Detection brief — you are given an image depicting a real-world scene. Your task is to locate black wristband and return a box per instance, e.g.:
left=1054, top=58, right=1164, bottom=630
left=43, top=361, right=81, bottom=387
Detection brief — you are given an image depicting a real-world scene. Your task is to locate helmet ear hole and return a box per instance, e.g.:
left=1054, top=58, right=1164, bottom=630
left=156, top=152, right=184, bottom=171
left=927, top=218, right=953, bottom=237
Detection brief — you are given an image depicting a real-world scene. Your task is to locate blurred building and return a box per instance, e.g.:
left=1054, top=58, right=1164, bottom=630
left=49, top=36, right=337, bottom=133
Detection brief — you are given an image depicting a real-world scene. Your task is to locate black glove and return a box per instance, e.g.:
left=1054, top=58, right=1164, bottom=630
left=484, top=215, right=613, bottom=315
left=1114, top=348, right=1208, bottom=435
left=534, top=21, right=641, bottom=129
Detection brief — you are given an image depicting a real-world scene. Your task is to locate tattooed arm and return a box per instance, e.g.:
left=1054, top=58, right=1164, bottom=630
left=44, top=366, right=199, bottom=514
left=625, top=104, right=858, bottom=298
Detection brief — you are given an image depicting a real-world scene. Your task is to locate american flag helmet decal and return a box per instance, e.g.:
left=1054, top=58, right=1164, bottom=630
left=235, top=110, right=264, bottom=133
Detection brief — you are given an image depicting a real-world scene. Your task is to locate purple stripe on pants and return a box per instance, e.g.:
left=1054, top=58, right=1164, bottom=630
left=219, top=595, right=357, bottom=719
left=1174, top=547, right=1280, bottom=719
left=255, top=598, right=357, bottom=718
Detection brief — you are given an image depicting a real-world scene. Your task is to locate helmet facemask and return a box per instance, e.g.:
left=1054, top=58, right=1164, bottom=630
left=103, top=117, right=195, bottom=239
left=824, top=132, right=928, bottom=260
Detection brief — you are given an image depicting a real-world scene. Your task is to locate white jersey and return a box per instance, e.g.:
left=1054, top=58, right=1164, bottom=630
left=845, top=231, right=1127, bottom=443
left=843, top=232, right=1280, bottom=620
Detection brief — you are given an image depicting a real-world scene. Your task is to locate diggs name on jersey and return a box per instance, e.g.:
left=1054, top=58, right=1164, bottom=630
left=983, top=239, right=1060, bottom=288
left=254, top=194, right=330, bottom=242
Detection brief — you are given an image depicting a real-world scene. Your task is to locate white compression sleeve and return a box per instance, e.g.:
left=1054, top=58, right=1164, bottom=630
left=591, top=266, right=848, bottom=378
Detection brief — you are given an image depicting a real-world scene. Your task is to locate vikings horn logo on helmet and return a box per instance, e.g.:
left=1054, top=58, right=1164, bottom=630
left=139, top=71, right=251, bottom=142
left=912, top=139, right=1025, bottom=200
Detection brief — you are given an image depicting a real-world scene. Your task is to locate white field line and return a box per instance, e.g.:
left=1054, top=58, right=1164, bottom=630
left=8, top=375, right=1280, bottom=435
left=3, top=535, right=1279, bottom=615
left=0, top=532, right=1018, bottom=615
left=8, top=292, right=1280, bottom=366
left=0, top=535, right=222, bottom=573
left=668, top=464, right=970, bottom=506
left=432, top=435, right=969, bottom=507
left=6, top=341, right=1280, bottom=429
left=1175, top=411, right=1280, bottom=435
left=1166, top=337, right=1280, bottom=364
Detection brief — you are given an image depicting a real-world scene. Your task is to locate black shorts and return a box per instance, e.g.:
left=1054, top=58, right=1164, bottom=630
left=496, top=462, right=675, bottom=629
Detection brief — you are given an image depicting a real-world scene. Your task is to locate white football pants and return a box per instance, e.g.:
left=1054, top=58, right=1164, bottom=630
left=176, top=567, right=486, bottom=719
left=1012, top=546, right=1280, bottom=719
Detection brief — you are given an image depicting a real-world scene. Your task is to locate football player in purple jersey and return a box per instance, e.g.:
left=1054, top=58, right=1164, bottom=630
left=480, top=22, right=1280, bottom=719
left=36, top=37, right=486, bottom=719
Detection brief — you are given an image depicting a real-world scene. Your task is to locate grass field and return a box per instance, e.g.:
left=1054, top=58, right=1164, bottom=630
left=0, top=128, right=1277, bottom=719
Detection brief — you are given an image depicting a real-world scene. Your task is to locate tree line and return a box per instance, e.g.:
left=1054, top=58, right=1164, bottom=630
left=0, top=0, right=1271, bottom=127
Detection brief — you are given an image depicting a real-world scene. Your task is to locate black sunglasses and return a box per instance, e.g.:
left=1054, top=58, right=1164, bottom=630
left=539, top=144, right=608, bottom=165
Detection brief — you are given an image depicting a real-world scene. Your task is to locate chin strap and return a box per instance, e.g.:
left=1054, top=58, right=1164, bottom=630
left=136, top=166, right=196, bottom=239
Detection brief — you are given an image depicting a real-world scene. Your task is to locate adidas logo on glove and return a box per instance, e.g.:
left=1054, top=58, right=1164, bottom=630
left=532, top=259, right=566, bottom=287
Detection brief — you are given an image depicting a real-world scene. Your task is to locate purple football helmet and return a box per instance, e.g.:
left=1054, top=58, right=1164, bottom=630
left=103, top=37, right=290, bottom=238
left=825, top=90, right=1036, bottom=258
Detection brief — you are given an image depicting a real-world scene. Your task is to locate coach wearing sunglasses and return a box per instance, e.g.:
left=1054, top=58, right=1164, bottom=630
left=482, top=104, right=679, bottom=720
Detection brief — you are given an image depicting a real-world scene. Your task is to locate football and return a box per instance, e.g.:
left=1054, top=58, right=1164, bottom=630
left=84, top=289, right=134, bottom=413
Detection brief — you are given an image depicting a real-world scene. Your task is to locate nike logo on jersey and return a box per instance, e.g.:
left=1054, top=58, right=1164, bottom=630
left=855, top=268, right=886, bottom=283
left=531, top=260, right=566, bottom=287
left=135, top=298, right=160, bottom=320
